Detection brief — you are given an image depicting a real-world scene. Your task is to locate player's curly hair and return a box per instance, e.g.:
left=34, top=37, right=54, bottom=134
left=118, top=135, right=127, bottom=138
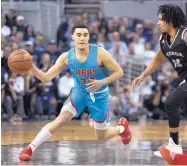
left=158, top=4, right=186, bottom=29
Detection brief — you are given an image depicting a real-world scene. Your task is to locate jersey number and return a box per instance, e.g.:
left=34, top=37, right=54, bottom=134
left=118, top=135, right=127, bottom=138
left=80, top=77, right=95, bottom=85
left=172, top=59, right=182, bottom=68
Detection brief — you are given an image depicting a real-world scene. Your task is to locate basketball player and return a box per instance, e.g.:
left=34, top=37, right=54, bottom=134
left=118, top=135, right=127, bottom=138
left=159, top=146, right=187, bottom=165
left=132, top=4, right=187, bottom=158
left=19, top=24, right=132, bottom=161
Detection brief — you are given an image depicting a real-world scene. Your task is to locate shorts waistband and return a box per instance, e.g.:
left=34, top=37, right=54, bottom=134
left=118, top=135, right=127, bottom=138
left=93, top=87, right=109, bottom=94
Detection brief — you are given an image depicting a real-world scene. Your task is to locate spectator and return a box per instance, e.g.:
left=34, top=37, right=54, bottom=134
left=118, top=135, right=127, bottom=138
left=11, top=42, right=19, bottom=51
left=34, top=53, right=57, bottom=119
left=81, top=12, right=90, bottom=25
left=143, top=19, right=154, bottom=42
left=56, top=17, right=70, bottom=50
left=121, top=17, right=133, bottom=33
left=89, top=21, right=99, bottom=43
left=97, top=33, right=107, bottom=49
left=34, top=33, right=46, bottom=60
left=109, top=31, right=128, bottom=65
left=96, top=11, right=107, bottom=29
left=99, top=26, right=110, bottom=44
left=10, top=26, right=18, bottom=40
left=25, top=41, right=38, bottom=63
left=2, top=46, right=12, bottom=71
left=57, top=68, right=74, bottom=112
left=128, top=42, right=135, bottom=56
left=120, top=85, right=140, bottom=121
left=112, top=16, right=120, bottom=31
left=24, top=24, right=35, bottom=42
left=16, top=15, right=25, bottom=33
left=13, top=32, right=25, bottom=48
left=119, top=25, right=131, bottom=45
left=144, top=41, right=156, bottom=66
left=135, top=24, right=146, bottom=44
left=5, top=9, right=17, bottom=29
left=131, top=34, right=145, bottom=57
left=4, top=73, right=26, bottom=121
left=46, top=40, right=60, bottom=63
left=1, top=15, right=11, bottom=37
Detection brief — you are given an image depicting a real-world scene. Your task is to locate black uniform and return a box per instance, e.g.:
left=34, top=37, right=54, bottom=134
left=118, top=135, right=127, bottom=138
left=159, top=26, right=187, bottom=126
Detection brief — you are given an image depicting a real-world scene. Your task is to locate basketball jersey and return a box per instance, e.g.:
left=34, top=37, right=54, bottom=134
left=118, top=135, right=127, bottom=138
left=159, top=26, right=187, bottom=79
left=67, top=44, right=110, bottom=92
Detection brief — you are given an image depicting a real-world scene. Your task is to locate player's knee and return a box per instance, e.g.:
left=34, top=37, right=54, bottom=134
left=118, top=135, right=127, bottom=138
left=55, top=111, right=73, bottom=126
left=164, top=96, right=175, bottom=111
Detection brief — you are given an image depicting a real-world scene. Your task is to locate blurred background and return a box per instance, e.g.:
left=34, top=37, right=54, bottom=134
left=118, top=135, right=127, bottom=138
left=1, top=0, right=187, bottom=123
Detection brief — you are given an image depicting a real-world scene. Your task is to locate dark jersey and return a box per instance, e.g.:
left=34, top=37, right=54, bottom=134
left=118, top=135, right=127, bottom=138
left=159, top=26, right=187, bottom=79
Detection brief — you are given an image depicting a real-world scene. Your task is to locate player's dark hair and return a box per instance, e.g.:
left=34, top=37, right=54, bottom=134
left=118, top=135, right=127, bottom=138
left=71, top=24, right=89, bottom=34
left=158, top=4, right=186, bottom=29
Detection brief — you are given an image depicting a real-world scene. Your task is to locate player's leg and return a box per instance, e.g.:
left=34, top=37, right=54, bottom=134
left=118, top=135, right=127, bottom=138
left=87, top=91, right=131, bottom=144
left=93, top=112, right=119, bottom=140
left=154, top=81, right=187, bottom=157
left=94, top=116, right=131, bottom=145
left=19, top=90, right=85, bottom=161
left=166, top=81, right=187, bottom=145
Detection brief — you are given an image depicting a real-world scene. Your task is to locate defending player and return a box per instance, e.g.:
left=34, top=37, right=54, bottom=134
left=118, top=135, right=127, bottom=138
left=132, top=4, right=187, bottom=158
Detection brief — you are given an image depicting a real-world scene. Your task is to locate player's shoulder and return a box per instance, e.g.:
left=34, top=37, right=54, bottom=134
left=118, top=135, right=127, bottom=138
left=59, top=52, right=68, bottom=58
left=89, top=43, right=108, bottom=55
left=57, top=52, right=68, bottom=64
left=97, top=46, right=113, bottom=62
left=97, top=46, right=109, bottom=55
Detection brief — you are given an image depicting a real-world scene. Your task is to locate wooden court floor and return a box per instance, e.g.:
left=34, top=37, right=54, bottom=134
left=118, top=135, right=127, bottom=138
left=1, top=120, right=187, bottom=165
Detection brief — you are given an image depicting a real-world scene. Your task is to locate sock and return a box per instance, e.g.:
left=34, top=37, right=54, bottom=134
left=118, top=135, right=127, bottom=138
left=118, top=125, right=125, bottom=134
left=28, top=127, right=52, bottom=152
left=170, top=132, right=179, bottom=145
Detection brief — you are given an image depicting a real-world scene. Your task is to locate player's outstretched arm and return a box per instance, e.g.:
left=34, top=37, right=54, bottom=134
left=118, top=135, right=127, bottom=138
left=132, top=48, right=165, bottom=89
left=31, top=52, right=68, bottom=83
left=99, top=47, right=124, bottom=85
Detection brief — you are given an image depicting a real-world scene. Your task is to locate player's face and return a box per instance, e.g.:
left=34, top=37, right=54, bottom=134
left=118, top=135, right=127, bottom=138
left=157, top=14, right=170, bottom=33
left=72, top=28, right=90, bottom=50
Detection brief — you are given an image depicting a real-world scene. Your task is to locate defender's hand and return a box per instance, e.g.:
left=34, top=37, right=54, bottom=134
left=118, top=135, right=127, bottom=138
left=132, top=76, right=144, bottom=90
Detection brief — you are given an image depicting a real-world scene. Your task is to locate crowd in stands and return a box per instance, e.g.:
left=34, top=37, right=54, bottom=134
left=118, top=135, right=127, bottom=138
left=1, top=9, right=185, bottom=122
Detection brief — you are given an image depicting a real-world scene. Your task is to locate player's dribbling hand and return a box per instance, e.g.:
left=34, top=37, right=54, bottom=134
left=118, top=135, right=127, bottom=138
left=86, top=79, right=104, bottom=92
left=132, top=76, right=144, bottom=90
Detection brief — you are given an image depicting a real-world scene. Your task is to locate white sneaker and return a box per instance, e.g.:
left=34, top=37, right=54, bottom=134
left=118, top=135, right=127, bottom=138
left=154, top=137, right=183, bottom=158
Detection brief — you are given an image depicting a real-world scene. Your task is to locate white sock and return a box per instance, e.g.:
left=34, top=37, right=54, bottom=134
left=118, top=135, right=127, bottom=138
left=118, top=125, right=125, bottom=134
left=28, top=127, right=52, bottom=152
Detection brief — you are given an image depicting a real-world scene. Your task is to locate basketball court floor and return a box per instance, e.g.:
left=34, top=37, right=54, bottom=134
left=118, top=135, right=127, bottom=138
left=2, top=120, right=187, bottom=165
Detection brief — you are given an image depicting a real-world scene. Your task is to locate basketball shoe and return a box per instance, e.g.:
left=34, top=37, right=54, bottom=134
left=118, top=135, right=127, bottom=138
left=19, top=146, right=32, bottom=161
left=118, top=117, right=132, bottom=144
left=154, top=137, right=183, bottom=158
left=159, top=146, right=187, bottom=165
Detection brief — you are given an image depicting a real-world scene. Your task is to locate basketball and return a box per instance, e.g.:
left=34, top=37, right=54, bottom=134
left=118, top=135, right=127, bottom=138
left=8, top=49, right=33, bottom=74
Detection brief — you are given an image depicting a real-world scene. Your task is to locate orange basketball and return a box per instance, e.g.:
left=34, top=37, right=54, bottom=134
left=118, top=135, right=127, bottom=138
left=8, top=49, right=33, bottom=74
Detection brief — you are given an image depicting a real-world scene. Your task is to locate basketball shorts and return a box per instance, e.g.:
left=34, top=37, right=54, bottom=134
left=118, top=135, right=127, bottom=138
left=61, top=88, right=110, bottom=130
